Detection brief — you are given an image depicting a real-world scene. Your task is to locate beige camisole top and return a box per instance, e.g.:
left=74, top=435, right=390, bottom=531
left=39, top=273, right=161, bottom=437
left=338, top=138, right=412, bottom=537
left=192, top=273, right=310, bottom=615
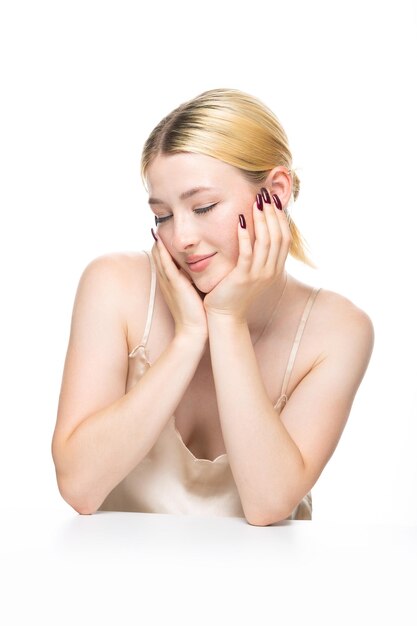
left=98, top=250, right=321, bottom=520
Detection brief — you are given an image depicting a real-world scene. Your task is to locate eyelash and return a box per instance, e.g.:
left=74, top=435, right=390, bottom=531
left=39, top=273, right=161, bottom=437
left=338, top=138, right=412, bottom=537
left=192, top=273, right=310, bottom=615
left=154, top=203, right=218, bottom=225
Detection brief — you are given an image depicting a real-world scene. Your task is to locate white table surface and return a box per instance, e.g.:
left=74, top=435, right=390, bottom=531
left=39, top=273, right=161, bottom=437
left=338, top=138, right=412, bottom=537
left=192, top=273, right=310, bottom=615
left=1, top=508, right=416, bottom=625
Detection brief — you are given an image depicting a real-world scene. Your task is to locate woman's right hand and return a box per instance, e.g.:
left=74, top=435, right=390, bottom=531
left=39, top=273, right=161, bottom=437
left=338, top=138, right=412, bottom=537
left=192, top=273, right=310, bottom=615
left=151, top=236, right=209, bottom=342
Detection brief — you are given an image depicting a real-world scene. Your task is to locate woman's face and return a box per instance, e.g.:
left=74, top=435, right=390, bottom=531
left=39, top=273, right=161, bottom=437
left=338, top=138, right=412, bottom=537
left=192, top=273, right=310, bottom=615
left=146, top=152, right=259, bottom=293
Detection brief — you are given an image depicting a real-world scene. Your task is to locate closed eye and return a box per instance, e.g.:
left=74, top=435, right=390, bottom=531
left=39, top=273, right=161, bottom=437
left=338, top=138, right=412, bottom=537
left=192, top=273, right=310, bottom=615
left=154, top=203, right=218, bottom=225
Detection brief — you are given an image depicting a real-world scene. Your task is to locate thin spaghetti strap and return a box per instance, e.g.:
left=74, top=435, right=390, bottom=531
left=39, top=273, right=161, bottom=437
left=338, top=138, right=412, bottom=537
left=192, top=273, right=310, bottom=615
left=279, top=286, right=321, bottom=401
left=128, top=250, right=157, bottom=358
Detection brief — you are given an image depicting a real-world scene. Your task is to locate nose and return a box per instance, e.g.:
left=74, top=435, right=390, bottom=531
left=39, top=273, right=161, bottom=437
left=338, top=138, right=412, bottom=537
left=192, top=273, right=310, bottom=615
left=169, top=215, right=202, bottom=253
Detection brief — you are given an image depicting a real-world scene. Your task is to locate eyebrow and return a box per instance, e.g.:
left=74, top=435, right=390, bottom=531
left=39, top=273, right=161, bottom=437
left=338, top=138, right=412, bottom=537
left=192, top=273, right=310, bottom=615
left=148, top=186, right=218, bottom=206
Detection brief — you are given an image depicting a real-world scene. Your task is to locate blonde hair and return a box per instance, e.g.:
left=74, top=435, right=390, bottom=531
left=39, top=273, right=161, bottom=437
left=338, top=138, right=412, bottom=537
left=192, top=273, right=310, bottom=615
left=141, top=88, right=316, bottom=268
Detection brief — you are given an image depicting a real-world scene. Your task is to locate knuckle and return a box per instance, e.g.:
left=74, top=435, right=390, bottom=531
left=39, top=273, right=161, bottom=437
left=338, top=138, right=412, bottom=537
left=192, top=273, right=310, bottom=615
left=265, top=269, right=275, bottom=280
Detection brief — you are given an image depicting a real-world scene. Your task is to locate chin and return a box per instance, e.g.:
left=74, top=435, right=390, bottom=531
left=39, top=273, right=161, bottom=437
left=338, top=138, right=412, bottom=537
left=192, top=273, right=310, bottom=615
left=195, top=287, right=206, bottom=300
left=190, top=262, right=230, bottom=297
left=193, top=279, right=222, bottom=299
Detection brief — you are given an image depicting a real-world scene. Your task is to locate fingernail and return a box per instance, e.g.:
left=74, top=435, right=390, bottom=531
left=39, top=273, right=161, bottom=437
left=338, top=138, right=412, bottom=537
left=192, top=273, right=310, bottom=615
left=151, top=227, right=158, bottom=241
left=256, top=193, right=263, bottom=210
left=239, top=214, right=246, bottom=229
left=272, top=194, right=282, bottom=210
left=260, top=187, right=271, bottom=203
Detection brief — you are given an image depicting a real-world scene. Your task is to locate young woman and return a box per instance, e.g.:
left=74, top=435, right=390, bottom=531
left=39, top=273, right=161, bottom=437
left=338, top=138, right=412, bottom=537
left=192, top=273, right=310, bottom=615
left=51, top=88, right=374, bottom=525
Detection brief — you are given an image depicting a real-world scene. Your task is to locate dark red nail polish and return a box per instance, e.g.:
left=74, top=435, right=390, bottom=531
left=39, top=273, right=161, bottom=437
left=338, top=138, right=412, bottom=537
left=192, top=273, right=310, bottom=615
left=239, top=214, right=246, bottom=229
left=151, top=227, right=158, bottom=241
left=272, top=194, right=282, bottom=210
left=261, top=187, right=271, bottom=203
left=256, top=193, right=263, bottom=210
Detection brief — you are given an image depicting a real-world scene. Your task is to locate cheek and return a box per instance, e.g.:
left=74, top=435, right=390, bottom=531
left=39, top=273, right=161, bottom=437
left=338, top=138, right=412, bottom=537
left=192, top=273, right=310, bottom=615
left=220, top=203, right=256, bottom=253
left=214, top=213, right=240, bottom=256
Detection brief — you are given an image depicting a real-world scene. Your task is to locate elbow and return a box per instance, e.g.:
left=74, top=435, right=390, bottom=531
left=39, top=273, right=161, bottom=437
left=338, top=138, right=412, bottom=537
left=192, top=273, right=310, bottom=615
left=245, top=512, right=289, bottom=527
left=244, top=502, right=292, bottom=526
left=68, top=492, right=98, bottom=515
left=65, top=492, right=99, bottom=516
left=52, top=447, right=100, bottom=515
left=243, top=491, right=298, bottom=525
left=73, top=505, right=96, bottom=516
left=55, top=475, right=99, bottom=516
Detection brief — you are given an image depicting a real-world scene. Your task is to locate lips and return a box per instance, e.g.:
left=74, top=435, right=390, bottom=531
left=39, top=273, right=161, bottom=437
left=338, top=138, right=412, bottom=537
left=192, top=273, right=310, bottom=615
left=186, top=252, right=217, bottom=272
left=186, top=253, right=216, bottom=265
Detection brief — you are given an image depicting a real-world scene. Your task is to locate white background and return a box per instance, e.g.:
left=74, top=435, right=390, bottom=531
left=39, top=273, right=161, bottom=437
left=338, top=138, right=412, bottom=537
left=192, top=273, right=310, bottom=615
left=1, top=0, right=416, bottom=523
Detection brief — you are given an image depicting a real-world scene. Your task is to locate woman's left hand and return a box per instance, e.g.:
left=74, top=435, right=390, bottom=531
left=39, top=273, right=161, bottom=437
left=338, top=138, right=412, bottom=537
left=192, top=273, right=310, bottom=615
left=203, top=188, right=291, bottom=321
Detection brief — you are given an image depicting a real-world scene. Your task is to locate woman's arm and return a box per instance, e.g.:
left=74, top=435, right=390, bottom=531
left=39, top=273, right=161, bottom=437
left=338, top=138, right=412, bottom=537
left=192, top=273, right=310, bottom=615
left=206, top=298, right=374, bottom=526
left=52, top=255, right=206, bottom=515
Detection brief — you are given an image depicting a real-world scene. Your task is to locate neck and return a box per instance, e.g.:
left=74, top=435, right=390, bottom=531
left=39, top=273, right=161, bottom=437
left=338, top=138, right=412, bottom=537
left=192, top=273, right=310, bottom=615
left=246, top=271, right=289, bottom=340
left=197, top=272, right=289, bottom=339
left=199, top=271, right=290, bottom=368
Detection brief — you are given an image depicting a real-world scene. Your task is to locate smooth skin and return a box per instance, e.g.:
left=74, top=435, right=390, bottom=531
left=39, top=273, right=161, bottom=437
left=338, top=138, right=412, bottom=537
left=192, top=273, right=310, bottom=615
left=148, top=153, right=374, bottom=524
left=52, top=152, right=374, bottom=523
left=148, top=152, right=291, bottom=341
left=152, top=187, right=289, bottom=327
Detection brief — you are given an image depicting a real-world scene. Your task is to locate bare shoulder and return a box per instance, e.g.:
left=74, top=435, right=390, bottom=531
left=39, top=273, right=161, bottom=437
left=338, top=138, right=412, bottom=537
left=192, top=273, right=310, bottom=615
left=79, top=250, right=151, bottom=317
left=52, top=250, right=151, bottom=450
left=82, top=250, right=149, bottom=285
left=310, top=285, right=375, bottom=366
left=315, top=286, right=374, bottom=332
left=68, top=251, right=154, bottom=365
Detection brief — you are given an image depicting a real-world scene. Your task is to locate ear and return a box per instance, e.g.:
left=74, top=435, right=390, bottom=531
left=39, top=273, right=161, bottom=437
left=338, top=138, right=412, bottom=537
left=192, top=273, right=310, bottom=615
left=264, top=166, right=293, bottom=209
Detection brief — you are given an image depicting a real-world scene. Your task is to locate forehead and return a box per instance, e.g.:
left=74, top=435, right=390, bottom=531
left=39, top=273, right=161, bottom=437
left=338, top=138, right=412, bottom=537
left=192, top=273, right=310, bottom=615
left=146, top=152, right=242, bottom=190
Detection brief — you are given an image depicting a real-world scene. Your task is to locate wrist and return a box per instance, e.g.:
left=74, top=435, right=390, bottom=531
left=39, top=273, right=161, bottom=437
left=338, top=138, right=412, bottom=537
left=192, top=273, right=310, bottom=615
left=174, top=329, right=208, bottom=349
left=206, top=311, right=247, bottom=326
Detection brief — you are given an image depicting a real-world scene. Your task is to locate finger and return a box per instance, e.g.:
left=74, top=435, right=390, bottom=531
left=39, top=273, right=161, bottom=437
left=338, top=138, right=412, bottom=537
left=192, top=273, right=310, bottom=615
left=235, top=212, right=253, bottom=275
left=272, top=199, right=292, bottom=273
left=251, top=192, right=273, bottom=276
left=151, top=241, right=163, bottom=277
left=262, top=190, right=283, bottom=274
left=153, top=234, right=179, bottom=283
left=257, top=189, right=291, bottom=276
left=155, top=235, right=181, bottom=270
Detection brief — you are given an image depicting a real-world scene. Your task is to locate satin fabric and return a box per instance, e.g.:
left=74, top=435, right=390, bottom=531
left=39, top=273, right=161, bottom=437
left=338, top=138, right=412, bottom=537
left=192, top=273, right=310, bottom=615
left=98, top=250, right=320, bottom=520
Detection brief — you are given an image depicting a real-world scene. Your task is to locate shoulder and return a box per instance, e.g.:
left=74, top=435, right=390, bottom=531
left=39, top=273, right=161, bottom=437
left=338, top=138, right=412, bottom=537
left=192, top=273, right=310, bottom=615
left=79, top=250, right=152, bottom=296
left=290, top=276, right=374, bottom=337
left=311, top=286, right=375, bottom=367
left=81, top=250, right=149, bottom=280
left=315, top=287, right=374, bottom=335
left=76, top=251, right=152, bottom=328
